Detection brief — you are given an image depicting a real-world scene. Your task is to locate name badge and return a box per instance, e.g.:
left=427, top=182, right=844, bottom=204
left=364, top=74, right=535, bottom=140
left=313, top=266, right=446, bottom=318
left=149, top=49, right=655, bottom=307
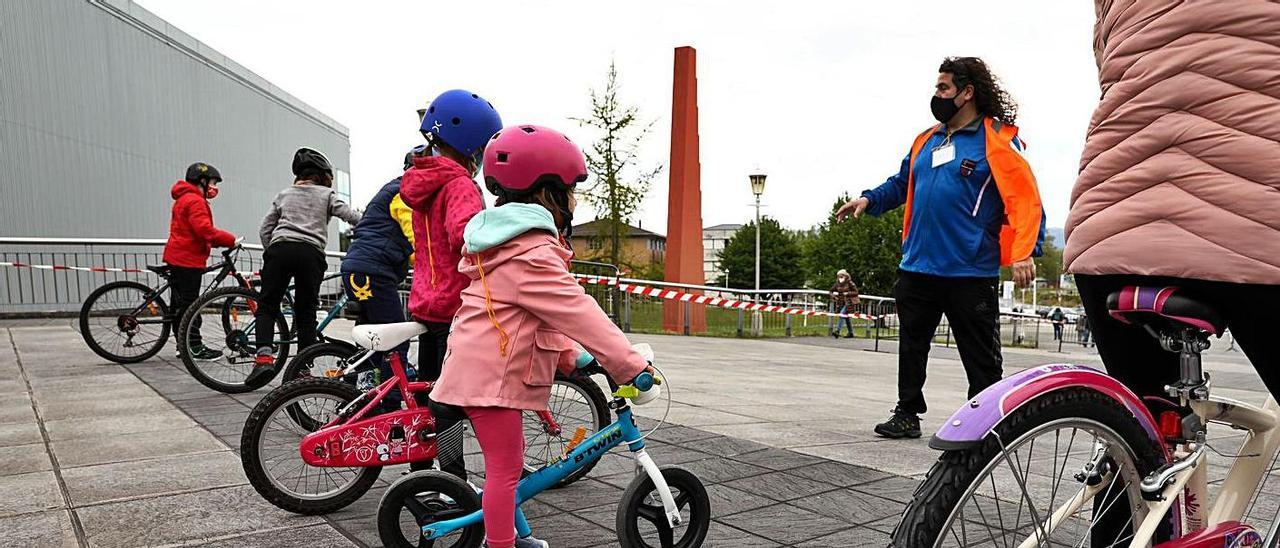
left=931, top=144, right=955, bottom=168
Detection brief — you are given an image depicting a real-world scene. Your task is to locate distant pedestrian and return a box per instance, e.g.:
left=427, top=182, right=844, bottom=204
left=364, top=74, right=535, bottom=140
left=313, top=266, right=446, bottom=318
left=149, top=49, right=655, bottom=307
left=1050, top=307, right=1066, bottom=341
left=829, top=269, right=860, bottom=338
left=1077, top=312, right=1091, bottom=347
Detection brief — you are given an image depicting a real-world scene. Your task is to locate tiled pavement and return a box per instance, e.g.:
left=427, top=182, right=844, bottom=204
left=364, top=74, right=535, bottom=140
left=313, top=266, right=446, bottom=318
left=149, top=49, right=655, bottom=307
left=4, top=320, right=1276, bottom=547
left=0, top=323, right=915, bottom=547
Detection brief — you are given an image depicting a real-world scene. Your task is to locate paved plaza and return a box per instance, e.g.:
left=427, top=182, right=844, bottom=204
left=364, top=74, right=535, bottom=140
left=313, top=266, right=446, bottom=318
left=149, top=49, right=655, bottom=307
left=0, top=319, right=1271, bottom=547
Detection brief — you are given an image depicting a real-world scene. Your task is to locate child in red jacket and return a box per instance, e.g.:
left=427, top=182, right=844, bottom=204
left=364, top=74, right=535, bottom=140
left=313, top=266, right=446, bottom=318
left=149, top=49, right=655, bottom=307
left=162, top=162, right=237, bottom=359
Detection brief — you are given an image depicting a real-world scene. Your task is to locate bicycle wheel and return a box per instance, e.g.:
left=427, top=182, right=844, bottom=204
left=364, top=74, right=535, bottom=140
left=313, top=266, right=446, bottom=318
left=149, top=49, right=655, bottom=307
left=178, top=286, right=291, bottom=393
left=378, top=470, right=484, bottom=548
left=616, top=466, right=711, bottom=548
left=892, top=387, right=1170, bottom=548
left=241, top=378, right=381, bottom=515
left=522, top=372, right=610, bottom=488
left=281, top=342, right=360, bottom=385
left=78, top=281, right=170, bottom=364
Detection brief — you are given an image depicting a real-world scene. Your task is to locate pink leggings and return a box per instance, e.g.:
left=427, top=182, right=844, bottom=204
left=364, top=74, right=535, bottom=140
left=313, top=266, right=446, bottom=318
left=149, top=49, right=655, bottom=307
left=467, top=406, right=524, bottom=548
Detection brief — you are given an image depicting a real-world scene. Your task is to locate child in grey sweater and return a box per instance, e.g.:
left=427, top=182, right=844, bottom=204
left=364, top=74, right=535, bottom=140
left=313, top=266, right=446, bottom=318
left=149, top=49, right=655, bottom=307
left=246, top=148, right=362, bottom=385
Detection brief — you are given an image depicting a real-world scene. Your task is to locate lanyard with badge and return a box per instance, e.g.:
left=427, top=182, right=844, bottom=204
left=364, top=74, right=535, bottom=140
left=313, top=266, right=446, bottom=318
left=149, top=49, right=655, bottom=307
left=932, top=132, right=956, bottom=168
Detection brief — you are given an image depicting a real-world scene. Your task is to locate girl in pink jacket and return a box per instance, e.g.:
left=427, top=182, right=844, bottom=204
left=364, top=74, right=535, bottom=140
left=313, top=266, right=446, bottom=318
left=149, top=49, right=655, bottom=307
left=427, top=126, right=649, bottom=548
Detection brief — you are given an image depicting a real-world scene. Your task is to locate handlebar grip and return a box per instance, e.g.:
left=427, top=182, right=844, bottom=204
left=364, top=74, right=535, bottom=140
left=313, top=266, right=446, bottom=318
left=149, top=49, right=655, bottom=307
left=633, top=372, right=654, bottom=391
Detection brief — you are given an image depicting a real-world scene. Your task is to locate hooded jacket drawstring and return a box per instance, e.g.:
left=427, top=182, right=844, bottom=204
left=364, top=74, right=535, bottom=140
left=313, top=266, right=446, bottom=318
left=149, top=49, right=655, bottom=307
left=474, top=254, right=510, bottom=357
left=423, top=216, right=438, bottom=288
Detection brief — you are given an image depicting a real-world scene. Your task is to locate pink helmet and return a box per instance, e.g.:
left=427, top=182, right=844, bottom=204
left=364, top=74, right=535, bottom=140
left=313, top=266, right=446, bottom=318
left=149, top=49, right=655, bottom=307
left=482, top=125, right=588, bottom=197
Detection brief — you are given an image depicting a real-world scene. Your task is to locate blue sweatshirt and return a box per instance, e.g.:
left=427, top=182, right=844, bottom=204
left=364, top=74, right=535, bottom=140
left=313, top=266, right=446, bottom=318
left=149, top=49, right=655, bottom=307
left=862, top=118, right=1044, bottom=278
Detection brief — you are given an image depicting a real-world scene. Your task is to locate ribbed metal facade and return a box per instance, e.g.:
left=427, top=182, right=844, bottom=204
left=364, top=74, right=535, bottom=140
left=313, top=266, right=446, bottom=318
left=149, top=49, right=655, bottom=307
left=0, top=0, right=351, bottom=247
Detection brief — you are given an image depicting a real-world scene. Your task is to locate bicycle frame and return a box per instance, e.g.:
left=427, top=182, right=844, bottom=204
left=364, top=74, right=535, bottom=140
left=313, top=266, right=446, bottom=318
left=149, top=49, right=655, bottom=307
left=419, top=404, right=681, bottom=541
left=127, top=248, right=247, bottom=324
left=298, top=347, right=565, bottom=468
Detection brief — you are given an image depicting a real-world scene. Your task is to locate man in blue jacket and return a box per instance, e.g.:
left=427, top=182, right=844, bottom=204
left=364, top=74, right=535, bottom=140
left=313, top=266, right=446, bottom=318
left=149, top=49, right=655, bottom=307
left=837, top=57, right=1046, bottom=439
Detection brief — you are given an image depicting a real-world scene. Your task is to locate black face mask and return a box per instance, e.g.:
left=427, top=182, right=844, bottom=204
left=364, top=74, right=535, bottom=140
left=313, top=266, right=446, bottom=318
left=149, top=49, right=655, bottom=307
left=930, top=94, right=965, bottom=124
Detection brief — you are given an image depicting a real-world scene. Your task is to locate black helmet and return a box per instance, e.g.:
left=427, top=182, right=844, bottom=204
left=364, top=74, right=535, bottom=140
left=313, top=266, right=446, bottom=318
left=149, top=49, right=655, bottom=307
left=185, top=162, right=221, bottom=184
left=292, top=147, right=333, bottom=178
left=403, top=144, right=429, bottom=171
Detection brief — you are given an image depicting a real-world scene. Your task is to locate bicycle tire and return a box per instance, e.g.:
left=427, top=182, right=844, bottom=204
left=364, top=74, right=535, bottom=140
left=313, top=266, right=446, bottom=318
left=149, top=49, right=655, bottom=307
left=78, top=280, right=170, bottom=364
left=281, top=341, right=359, bottom=385
left=616, top=466, right=711, bottom=548
left=177, top=286, right=291, bottom=393
left=522, top=372, right=610, bottom=488
left=891, top=387, right=1170, bottom=547
left=241, top=378, right=381, bottom=515
left=377, top=471, right=483, bottom=548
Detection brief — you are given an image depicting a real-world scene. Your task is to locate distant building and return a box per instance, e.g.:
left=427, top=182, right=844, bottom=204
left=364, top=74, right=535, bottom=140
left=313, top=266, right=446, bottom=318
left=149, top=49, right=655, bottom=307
left=569, top=220, right=666, bottom=272
left=702, top=223, right=742, bottom=283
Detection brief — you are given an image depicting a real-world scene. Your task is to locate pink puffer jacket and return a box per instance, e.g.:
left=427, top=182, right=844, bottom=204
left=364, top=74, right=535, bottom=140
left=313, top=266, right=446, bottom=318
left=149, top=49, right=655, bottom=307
left=1064, top=0, right=1280, bottom=284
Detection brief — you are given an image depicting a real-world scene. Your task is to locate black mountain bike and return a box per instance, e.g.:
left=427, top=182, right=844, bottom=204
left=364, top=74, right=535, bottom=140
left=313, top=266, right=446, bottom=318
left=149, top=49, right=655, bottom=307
left=78, top=241, right=255, bottom=363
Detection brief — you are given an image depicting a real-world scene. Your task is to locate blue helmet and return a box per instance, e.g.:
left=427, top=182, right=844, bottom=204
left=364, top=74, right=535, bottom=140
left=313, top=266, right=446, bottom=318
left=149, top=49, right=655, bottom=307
left=419, top=90, right=502, bottom=163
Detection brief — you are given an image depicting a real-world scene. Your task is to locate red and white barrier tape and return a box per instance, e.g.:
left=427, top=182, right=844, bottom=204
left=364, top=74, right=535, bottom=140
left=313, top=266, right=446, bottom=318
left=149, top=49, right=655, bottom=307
left=572, top=274, right=879, bottom=320
left=0, top=261, right=343, bottom=280
left=0, top=261, right=147, bottom=274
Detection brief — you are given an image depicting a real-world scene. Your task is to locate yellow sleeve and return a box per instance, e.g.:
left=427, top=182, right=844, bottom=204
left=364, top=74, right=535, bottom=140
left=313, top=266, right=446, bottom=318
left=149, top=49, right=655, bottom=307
left=390, top=193, right=416, bottom=263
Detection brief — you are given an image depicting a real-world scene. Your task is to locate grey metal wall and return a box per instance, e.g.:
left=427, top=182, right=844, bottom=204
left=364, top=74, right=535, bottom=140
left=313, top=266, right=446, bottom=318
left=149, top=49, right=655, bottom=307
left=0, top=0, right=351, bottom=249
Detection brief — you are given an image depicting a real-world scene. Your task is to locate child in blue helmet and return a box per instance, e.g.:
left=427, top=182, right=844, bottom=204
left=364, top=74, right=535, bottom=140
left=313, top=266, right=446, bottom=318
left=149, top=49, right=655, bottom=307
left=402, top=90, right=503, bottom=383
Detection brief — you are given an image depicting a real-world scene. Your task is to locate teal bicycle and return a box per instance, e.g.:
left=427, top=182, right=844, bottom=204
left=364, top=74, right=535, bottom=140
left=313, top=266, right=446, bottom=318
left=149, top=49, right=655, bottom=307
left=375, top=344, right=711, bottom=548
left=176, top=272, right=356, bottom=393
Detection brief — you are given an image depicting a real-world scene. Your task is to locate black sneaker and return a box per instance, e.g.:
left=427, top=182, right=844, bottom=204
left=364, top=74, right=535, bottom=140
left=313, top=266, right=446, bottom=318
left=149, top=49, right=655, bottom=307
left=830, top=331, right=839, bottom=339
left=843, top=333, right=855, bottom=339
left=244, top=353, right=277, bottom=386
left=874, top=410, right=922, bottom=439
left=189, top=343, right=222, bottom=361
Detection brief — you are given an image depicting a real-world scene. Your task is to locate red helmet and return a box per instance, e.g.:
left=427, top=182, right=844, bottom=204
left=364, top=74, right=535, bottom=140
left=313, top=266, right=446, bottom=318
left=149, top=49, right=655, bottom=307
left=482, top=125, right=587, bottom=197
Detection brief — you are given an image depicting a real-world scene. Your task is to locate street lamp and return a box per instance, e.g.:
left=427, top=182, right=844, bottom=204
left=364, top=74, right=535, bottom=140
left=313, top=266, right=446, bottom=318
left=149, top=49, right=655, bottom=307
left=749, top=172, right=766, bottom=336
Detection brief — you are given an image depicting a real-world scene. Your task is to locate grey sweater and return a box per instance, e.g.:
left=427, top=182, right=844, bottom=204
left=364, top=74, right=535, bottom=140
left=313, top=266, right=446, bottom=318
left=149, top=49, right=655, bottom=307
left=260, top=183, right=362, bottom=250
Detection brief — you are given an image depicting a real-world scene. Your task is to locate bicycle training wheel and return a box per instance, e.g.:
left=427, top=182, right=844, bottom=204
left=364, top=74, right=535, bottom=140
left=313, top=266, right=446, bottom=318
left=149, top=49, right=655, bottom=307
left=79, top=280, right=170, bottom=364
left=892, top=387, right=1170, bottom=547
left=177, top=286, right=291, bottom=393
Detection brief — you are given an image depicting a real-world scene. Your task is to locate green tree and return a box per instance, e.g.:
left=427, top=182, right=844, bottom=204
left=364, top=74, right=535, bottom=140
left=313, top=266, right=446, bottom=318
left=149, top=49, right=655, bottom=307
left=572, top=61, right=662, bottom=267
left=1000, top=232, right=1063, bottom=287
left=801, top=194, right=904, bottom=296
left=1036, top=233, right=1063, bottom=287
left=715, top=217, right=806, bottom=289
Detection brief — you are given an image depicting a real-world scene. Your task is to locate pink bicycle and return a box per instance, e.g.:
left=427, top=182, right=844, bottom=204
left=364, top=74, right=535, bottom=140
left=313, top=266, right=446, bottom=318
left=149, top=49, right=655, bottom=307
left=894, top=286, right=1280, bottom=547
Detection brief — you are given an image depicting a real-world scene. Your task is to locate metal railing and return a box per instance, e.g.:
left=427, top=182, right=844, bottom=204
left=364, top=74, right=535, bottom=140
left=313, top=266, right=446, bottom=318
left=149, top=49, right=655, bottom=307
left=0, top=237, right=347, bottom=316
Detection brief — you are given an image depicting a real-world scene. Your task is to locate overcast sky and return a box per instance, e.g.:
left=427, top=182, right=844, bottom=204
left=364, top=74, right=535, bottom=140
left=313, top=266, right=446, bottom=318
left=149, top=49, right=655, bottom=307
left=136, top=0, right=1098, bottom=234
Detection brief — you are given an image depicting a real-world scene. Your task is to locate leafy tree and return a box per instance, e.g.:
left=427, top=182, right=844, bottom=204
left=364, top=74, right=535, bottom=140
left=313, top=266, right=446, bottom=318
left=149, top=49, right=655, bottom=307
left=572, top=61, right=661, bottom=267
left=715, top=217, right=806, bottom=289
left=802, top=194, right=904, bottom=296
left=1000, top=232, right=1063, bottom=287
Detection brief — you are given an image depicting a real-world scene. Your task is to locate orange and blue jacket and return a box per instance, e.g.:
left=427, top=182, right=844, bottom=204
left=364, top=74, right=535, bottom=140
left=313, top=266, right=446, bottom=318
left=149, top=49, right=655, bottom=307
left=862, top=116, right=1046, bottom=278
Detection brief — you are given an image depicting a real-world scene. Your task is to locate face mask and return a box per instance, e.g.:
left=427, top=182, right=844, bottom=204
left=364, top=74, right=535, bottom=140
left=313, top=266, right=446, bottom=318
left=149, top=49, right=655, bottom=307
left=205, top=184, right=220, bottom=199
left=930, top=93, right=965, bottom=124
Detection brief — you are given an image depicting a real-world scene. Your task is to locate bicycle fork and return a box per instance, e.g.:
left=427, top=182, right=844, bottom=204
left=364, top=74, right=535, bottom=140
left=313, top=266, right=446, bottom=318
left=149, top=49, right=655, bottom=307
left=633, top=449, right=682, bottom=528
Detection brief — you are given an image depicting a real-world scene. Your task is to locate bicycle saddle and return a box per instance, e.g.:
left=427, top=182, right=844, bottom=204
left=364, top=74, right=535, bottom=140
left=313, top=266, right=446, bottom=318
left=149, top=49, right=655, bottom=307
left=146, top=264, right=172, bottom=277
left=1106, top=286, right=1225, bottom=336
left=352, top=321, right=430, bottom=351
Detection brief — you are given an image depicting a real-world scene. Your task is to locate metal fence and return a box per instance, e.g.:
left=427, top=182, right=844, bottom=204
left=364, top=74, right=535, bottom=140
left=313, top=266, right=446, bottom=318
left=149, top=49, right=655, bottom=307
left=1, top=237, right=1064, bottom=349
left=0, top=237, right=347, bottom=316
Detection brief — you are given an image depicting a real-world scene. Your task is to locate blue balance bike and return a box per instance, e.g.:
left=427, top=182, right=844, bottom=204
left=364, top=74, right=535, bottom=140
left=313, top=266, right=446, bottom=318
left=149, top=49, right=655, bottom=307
left=375, top=344, right=711, bottom=548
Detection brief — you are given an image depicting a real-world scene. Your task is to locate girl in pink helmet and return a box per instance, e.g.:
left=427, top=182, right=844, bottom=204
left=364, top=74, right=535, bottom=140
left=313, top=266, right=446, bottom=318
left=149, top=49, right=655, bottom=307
left=427, top=126, right=652, bottom=548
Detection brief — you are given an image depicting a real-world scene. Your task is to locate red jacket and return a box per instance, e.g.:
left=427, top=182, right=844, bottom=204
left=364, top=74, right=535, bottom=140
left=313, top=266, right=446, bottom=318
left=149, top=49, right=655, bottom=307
left=162, top=181, right=236, bottom=268
left=402, top=156, right=485, bottom=323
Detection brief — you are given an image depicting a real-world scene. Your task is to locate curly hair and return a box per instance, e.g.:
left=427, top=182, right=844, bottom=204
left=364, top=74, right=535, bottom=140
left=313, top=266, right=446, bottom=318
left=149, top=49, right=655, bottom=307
left=939, top=57, right=1018, bottom=126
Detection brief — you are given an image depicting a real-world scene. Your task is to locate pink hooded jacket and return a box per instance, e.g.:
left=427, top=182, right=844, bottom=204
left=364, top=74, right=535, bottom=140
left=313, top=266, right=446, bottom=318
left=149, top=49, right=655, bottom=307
left=1064, top=0, right=1280, bottom=284
left=401, top=156, right=485, bottom=323
left=430, top=203, right=647, bottom=411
